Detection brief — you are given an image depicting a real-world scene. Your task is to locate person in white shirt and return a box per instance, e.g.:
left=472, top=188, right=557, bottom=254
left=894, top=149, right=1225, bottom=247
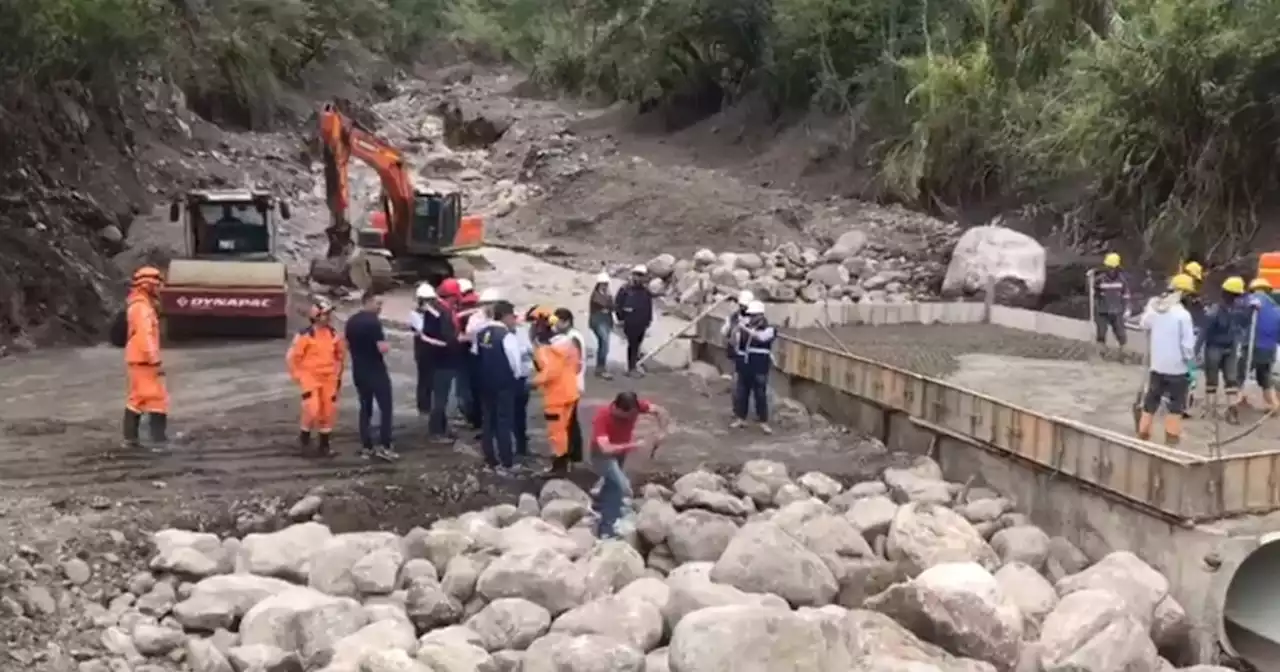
left=460, top=288, right=500, bottom=429
left=511, top=306, right=546, bottom=460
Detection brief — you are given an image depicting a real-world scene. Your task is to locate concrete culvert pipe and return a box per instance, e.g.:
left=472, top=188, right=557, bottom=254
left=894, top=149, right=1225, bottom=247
left=1222, top=533, right=1280, bottom=669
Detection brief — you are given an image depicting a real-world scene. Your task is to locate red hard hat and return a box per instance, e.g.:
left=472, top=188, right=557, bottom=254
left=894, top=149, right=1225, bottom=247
left=438, top=278, right=461, bottom=296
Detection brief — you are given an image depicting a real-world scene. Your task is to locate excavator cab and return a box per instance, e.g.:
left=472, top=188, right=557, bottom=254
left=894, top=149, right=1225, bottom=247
left=363, top=189, right=463, bottom=253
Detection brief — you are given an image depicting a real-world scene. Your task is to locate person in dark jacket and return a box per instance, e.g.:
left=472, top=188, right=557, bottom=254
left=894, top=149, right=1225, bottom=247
left=730, top=300, right=775, bottom=434
left=344, top=292, right=398, bottom=461
left=588, top=271, right=614, bottom=379
left=614, top=265, right=654, bottom=377
left=1092, top=253, right=1131, bottom=347
left=476, top=300, right=523, bottom=475
left=413, top=282, right=459, bottom=440
left=1198, top=276, right=1249, bottom=423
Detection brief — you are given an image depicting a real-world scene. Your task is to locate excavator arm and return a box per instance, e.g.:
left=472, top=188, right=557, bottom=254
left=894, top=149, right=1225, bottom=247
left=318, top=103, right=415, bottom=259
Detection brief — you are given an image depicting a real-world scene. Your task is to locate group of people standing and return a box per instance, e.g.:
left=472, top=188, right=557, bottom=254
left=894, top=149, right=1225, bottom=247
left=1112, top=258, right=1280, bottom=446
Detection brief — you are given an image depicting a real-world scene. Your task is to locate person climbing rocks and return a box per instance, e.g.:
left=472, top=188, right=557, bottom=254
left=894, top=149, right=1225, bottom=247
left=123, top=266, right=169, bottom=451
left=287, top=299, right=345, bottom=457
left=1092, top=253, right=1131, bottom=347
left=1136, top=274, right=1198, bottom=446
left=589, top=392, right=669, bottom=538
left=588, top=271, right=615, bottom=379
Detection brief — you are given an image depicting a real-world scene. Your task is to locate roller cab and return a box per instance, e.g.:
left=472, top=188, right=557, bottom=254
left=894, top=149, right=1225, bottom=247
left=159, top=190, right=292, bottom=341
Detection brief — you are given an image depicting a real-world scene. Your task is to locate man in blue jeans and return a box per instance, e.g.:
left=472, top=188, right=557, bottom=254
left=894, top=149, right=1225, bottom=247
left=590, top=392, right=669, bottom=538
left=344, top=292, right=398, bottom=461
left=588, top=271, right=614, bottom=379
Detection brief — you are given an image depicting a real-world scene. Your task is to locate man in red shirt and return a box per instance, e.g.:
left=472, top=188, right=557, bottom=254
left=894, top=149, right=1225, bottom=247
left=591, top=391, right=669, bottom=538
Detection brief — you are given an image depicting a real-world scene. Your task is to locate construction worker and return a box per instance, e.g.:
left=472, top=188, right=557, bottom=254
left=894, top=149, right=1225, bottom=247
left=1092, top=253, right=1131, bottom=347
left=1136, top=274, right=1198, bottom=446
left=344, top=291, right=397, bottom=461
left=588, top=271, right=615, bottom=379
left=1239, top=278, right=1280, bottom=411
left=476, top=300, right=523, bottom=475
left=721, top=290, right=754, bottom=359
left=615, top=265, right=654, bottom=377
left=461, top=288, right=501, bottom=430
left=730, top=300, right=776, bottom=434
left=409, top=283, right=437, bottom=416
left=590, top=392, right=670, bottom=538
left=438, top=277, right=462, bottom=310
left=286, top=299, right=345, bottom=456
left=454, top=279, right=480, bottom=418
left=534, top=314, right=582, bottom=475
left=123, top=266, right=169, bottom=450
left=1182, top=260, right=1207, bottom=330
left=553, top=307, right=587, bottom=465
left=413, top=282, right=459, bottom=440
left=1198, top=275, right=1249, bottom=423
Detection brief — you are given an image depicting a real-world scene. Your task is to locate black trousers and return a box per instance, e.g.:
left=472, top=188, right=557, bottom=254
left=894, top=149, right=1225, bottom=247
left=624, top=323, right=647, bottom=371
left=355, top=372, right=393, bottom=448
left=568, top=401, right=583, bottom=462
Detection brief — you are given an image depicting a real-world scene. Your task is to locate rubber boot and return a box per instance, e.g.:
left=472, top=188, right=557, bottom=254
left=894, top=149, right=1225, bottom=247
left=317, top=433, right=333, bottom=457
left=1136, top=411, right=1155, bottom=441
left=1164, top=415, right=1182, bottom=447
left=298, top=430, right=312, bottom=455
left=122, top=410, right=142, bottom=448
left=148, top=413, right=169, bottom=451
left=548, top=455, right=570, bottom=476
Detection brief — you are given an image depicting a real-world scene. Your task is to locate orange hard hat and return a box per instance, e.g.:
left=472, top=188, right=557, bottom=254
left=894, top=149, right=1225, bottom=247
left=132, top=266, right=162, bottom=287
left=438, top=278, right=461, bottom=296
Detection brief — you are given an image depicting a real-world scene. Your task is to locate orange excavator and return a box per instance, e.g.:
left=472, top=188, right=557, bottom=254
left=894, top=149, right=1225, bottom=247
left=308, top=102, right=485, bottom=293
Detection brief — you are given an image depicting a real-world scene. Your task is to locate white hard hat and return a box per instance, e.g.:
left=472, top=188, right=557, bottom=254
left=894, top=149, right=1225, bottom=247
left=458, top=278, right=474, bottom=293
left=744, top=300, right=766, bottom=315
left=595, top=271, right=611, bottom=283
left=737, top=290, right=754, bottom=304
left=415, top=282, right=436, bottom=299
left=632, top=264, right=647, bottom=274
left=478, top=288, right=501, bottom=303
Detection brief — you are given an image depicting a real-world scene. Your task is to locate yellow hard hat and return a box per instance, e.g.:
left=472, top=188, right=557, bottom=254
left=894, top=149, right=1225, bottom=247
left=1183, top=261, right=1203, bottom=280
left=1222, top=276, right=1246, bottom=294
left=1251, top=277, right=1273, bottom=292
left=1169, top=274, right=1196, bottom=293
left=1103, top=253, right=1121, bottom=268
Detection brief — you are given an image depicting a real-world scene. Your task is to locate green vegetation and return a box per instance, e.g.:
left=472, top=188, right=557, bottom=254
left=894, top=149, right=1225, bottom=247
left=449, top=0, right=1280, bottom=260
left=5, top=0, right=1280, bottom=258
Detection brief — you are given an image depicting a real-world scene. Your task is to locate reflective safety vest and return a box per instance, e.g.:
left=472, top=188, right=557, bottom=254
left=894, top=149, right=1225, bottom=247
left=734, top=320, right=776, bottom=373
left=477, top=324, right=517, bottom=391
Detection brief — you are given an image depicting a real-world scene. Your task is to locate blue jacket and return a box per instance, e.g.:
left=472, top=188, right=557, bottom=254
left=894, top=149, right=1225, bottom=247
left=734, top=318, right=776, bottom=374
left=1248, top=293, right=1280, bottom=354
left=415, top=303, right=458, bottom=369
left=477, top=323, right=518, bottom=391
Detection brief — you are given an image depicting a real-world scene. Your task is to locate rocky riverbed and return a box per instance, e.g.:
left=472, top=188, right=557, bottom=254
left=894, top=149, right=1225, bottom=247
left=0, top=455, right=1230, bottom=672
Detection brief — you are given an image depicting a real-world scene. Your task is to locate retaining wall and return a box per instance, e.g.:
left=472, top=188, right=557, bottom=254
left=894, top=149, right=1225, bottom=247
left=691, top=300, right=1280, bottom=664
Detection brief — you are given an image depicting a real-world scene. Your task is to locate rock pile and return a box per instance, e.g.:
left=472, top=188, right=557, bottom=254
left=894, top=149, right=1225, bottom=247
left=642, top=235, right=950, bottom=306
left=31, top=456, right=1225, bottom=672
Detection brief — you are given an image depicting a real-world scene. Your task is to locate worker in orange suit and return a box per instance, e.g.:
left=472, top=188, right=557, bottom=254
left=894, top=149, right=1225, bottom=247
left=287, top=298, right=346, bottom=457
left=124, top=266, right=169, bottom=450
left=532, top=312, right=582, bottom=475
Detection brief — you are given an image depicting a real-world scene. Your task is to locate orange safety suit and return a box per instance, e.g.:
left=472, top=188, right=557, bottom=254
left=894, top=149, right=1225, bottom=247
left=532, top=342, right=582, bottom=457
left=125, top=290, right=169, bottom=414
left=287, top=325, right=346, bottom=433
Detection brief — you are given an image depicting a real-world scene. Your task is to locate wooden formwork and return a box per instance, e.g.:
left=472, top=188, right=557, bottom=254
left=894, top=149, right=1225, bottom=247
left=695, top=308, right=1280, bottom=521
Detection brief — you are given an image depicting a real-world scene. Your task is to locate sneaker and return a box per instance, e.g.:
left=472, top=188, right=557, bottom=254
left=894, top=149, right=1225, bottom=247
left=358, top=446, right=374, bottom=460
left=759, top=423, right=773, bottom=435
left=372, top=446, right=398, bottom=462
left=595, top=369, right=614, bottom=380
left=729, top=419, right=746, bottom=429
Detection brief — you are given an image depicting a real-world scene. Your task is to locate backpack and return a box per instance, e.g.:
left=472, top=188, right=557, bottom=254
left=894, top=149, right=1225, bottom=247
left=108, top=308, right=128, bottom=348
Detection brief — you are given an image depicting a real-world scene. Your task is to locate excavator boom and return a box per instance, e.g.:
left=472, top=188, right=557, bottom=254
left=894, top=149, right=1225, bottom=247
left=312, top=102, right=486, bottom=292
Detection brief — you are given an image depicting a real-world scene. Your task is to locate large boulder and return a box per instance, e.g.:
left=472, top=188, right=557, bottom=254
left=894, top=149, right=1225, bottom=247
left=551, top=595, right=664, bottom=652
left=667, top=605, right=838, bottom=672
left=710, top=522, right=838, bottom=607
left=237, top=522, right=333, bottom=582
left=1054, top=551, right=1169, bottom=624
left=942, top=225, right=1046, bottom=306
left=842, top=610, right=996, bottom=670
left=887, top=503, right=999, bottom=575
left=522, top=632, right=643, bottom=672
left=307, top=532, right=402, bottom=598
left=466, top=598, right=551, bottom=651
left=866, top=562, right=1022, bottom=670
left=237, top=586, right=367, bottom=663
left=172, top=575, right=296, bottom=631
left=1037, top=589, right=1160, bottom=672
left=662, top=563, right=788, bottom=630
left=476, top=547, right=587, bottom=615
